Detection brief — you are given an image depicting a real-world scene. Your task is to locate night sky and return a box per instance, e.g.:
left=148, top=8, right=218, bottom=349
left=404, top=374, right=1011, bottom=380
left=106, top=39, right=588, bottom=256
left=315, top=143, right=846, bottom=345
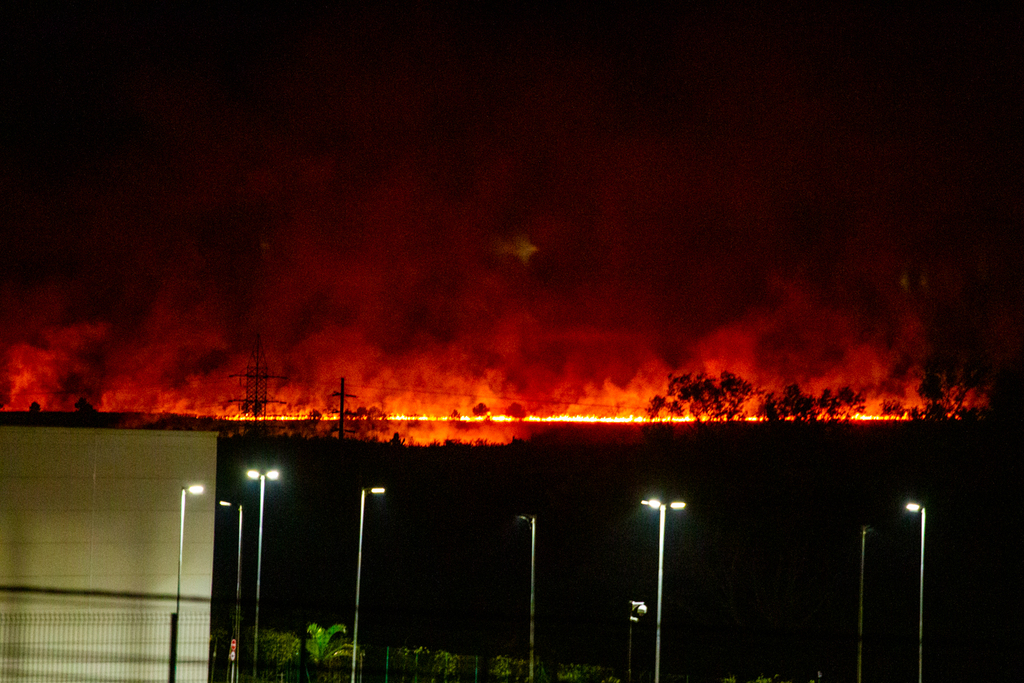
left=2, top=4, right=1022, bottom=417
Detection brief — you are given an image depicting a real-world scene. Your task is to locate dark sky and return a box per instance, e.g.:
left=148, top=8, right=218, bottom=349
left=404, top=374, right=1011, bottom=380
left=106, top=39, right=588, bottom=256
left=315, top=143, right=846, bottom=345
left=2, top=4, right=1021, bottom=416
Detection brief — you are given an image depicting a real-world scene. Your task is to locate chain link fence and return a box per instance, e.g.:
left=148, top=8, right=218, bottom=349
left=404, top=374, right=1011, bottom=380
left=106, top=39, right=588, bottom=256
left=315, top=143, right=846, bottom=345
left=0, top=611, right=210, bottom=682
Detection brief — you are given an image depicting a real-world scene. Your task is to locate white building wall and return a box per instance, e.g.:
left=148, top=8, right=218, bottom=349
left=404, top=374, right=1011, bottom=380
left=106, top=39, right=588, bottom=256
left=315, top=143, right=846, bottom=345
left=0, top=426, right=217, bottom=681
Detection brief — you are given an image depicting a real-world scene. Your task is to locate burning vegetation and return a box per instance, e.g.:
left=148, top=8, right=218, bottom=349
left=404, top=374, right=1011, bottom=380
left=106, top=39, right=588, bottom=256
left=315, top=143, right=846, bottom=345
left=1, top=6, right=1021, bottom=441
left=1, top=352, right=1005, bottom=445
left=645, top=363, right=992, bottom=423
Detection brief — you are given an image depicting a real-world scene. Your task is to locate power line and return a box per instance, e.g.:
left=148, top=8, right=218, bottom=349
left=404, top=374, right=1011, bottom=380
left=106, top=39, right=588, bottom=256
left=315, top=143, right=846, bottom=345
left=343, top=384, right=648, bottom=412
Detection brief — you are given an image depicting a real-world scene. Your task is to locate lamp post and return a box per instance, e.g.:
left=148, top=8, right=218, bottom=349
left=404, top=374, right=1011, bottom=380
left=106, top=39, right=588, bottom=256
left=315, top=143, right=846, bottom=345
left=220, top=501, right=244, bottom=683
left=248, top=469, right=279, bottom=678
left=352, top=487, right=385, bottom=683
left=906, top=503, right=926, bottom=683
left=642, top=499, right=685, bottom=683
left=517, top=514, right=536, bottom=683
left=177, top=485, right=205, bottom=614
left=171, top=484, right=203, bottom=683
left=857, top=525, right=868, bottom=683
left=628, top=601, right=647, bottom=683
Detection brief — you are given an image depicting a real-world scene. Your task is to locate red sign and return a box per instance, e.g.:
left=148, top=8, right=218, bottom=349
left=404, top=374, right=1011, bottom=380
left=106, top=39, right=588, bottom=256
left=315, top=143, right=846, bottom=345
left=229, top=639, right=237, bottom=661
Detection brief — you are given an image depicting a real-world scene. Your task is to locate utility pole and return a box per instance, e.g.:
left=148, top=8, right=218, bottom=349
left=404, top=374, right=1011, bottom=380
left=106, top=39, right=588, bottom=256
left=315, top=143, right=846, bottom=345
left=857, top=525, right=867, bottom=683
left=331, top=377, right=357, bottom=444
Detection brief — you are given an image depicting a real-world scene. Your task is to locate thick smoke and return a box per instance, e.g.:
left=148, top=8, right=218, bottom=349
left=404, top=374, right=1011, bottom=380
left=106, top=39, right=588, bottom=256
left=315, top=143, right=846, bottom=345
left=2, top=6, right=1021, bottom=416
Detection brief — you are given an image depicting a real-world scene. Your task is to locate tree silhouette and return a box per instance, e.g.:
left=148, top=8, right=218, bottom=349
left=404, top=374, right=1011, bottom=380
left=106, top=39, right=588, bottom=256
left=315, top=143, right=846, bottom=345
left=505, top=402, right=526, bottom=419
left=817, top=386, right=866, bottom=420
left=649, top=371, right=758, bottom=421
left=916, top=356, right=990, bottom=419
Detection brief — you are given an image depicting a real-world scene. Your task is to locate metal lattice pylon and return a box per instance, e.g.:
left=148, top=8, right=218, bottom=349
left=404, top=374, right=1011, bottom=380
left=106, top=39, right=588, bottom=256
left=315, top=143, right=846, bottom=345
left=231, top=335, right=285, bottom=427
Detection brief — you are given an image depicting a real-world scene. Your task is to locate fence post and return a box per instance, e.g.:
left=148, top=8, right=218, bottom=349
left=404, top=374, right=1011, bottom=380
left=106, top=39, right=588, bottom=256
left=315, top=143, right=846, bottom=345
left=169, top=612, right=179, bottom=683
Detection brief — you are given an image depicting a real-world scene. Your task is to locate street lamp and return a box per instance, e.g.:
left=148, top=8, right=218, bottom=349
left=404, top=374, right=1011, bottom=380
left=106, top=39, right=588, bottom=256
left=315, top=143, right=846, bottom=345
left=352, top=487, right=385, bottom=683
left=857, top=525, right=868, bottom=683
left=177, top=484, right=205, bottom=614
left=248, top=469, right=279, bottom=678
left=628, top=600, right=647, bottom=683
left=171, top=484, right=203, bottom=683
left=517, top=514, right=536, bottom=683
left=642, top=498, right=685, bottom=683
left=219, top=501, right=244, bottom=683
left=906, top=502, right=926, bottom=683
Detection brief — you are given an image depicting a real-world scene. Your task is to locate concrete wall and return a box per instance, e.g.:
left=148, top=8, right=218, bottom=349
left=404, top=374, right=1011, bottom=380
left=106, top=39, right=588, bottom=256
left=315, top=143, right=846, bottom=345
left=0, top=426, right=217, bottom=681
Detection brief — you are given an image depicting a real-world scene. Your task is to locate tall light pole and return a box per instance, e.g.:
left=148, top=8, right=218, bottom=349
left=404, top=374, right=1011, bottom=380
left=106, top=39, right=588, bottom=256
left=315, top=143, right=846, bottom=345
left=857, top=525, right=868, bottom=683
left=642, top=499, right=685, bottom=683
left=352, top=487, right=385, bottom=683
left=906, top=503, right=926, bottom=683
left=517, top=514, right=536, bottom=683
left=172, top=484, right=203, bottom=683
left=248, top=469, right=279, bottom=679
left=220, top=501, right=244, bottom=683
left=628, top=601, right=647, bottom=683
left=177, top=485, right=205, bottom=614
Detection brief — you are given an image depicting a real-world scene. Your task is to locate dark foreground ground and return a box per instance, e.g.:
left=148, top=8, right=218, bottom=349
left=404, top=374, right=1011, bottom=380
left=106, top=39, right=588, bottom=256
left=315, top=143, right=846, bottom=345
left=209, top=419, right=1023, bottom=683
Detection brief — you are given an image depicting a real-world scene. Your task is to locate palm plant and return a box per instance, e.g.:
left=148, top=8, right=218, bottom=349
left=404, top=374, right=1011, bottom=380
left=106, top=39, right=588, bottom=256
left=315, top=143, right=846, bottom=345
left=306, top=622, right=350, bottom=664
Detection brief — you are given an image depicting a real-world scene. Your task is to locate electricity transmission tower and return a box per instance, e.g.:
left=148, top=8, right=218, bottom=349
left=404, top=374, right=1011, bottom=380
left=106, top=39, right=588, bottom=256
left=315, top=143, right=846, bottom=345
left=231, top=335, right=285, bottom=434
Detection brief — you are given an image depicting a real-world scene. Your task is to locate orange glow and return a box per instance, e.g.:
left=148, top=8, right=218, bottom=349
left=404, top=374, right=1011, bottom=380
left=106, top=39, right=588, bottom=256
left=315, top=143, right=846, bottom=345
left=0, top=318, right=935, bottom=434
left=221, top=410, right=911, bottom=426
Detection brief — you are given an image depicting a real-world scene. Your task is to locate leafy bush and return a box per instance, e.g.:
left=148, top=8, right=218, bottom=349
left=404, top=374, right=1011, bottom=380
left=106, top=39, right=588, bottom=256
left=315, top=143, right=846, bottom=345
left=558, top=662, right=620, bottom=683
left=720, top=676, right=813, bottom=683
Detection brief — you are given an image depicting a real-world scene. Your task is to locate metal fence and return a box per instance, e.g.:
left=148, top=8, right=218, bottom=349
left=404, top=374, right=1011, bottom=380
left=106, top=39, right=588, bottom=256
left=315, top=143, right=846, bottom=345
left=236, top=642, right=621, bottom=683
left=0, top=611, right=210, bottom=682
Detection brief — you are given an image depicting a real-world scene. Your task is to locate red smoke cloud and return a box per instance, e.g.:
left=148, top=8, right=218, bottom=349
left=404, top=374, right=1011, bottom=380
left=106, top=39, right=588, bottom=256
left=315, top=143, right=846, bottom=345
left=1, top=6, right=1021, bottom=419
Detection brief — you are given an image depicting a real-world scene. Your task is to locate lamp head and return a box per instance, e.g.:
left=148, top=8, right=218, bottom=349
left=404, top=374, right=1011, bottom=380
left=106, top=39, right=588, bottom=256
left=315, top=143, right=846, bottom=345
left=906, top=502, right=921, bottom=512
left=642, top=499, right=661, bottom=509
left=368, top=487, right=385, bottom=494
left=247, top=470, right=259, bottom=480
left=187, top=484, right=204, bottom=495
left=267, top=470, right=280, bottom=480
